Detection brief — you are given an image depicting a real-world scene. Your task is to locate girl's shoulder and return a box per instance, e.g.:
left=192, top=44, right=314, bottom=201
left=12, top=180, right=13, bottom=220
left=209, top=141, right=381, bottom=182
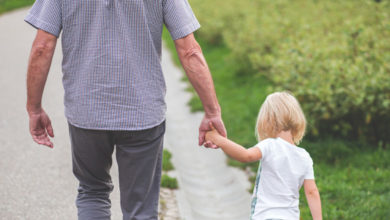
left=254, top=138, right=279, bottom=151
left=260, top=138, right=313, bottom=161
left=294, top=145, right=313, bottom=164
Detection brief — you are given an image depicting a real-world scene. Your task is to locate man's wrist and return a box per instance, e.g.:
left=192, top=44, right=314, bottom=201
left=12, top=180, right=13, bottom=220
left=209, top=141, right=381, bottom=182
left=204, top=106, right=221, bottom=118
left=26, top=104, right=42, bottom=115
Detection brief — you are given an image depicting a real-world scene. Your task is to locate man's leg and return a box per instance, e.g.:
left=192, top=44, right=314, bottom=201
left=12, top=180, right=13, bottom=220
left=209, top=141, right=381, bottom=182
left=68, top=123, right=115, bottom=220
left=114, top=121, right=165, bottom=220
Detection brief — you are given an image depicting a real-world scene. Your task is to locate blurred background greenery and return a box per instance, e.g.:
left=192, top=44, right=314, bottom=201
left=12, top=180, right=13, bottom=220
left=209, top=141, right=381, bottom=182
left=0, top=0, right=33, bottom=15
left=2, top=0, right=389, bottom=219
left=164, top=0, right=390, bottom=219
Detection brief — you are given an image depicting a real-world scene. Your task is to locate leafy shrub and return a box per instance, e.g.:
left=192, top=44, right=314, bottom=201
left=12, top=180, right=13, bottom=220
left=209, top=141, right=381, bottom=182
left=194, top=0, right=390, bottom=144
left=163, top=2, right=390, bottom=216
left=190, top=0, right=247, bottom=44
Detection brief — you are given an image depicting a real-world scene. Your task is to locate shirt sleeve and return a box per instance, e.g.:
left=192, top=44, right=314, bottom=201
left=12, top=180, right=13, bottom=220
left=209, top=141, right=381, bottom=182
left=255, top=140, right=270, bottom=160
left=304, top=157, right=315, bottom=180
left=24, top=0, right=62, bottom=37
left=163, top=0, right=201, bottom=40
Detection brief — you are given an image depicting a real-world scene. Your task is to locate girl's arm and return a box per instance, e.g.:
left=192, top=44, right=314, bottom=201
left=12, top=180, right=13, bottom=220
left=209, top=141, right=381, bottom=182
left=304, top=179, right=322, bottom=220
left=205, top=128, right=261, bottom=163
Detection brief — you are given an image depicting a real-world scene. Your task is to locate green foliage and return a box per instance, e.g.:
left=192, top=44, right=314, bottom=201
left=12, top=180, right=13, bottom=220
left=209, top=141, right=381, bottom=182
left=161, top=149, right=178, bottom=189
left=192, top=0, right=390, bottom=144
left=162, top=1, right=390, bottom=216
left=162, top=149, right=174, bottom=171
left=299, top=144, right=390, bottom=219
left=0, top=0, right=34, bottom=15
left=191, top=0, right=254, bottom=45
left=161, top=174, right=178, bottom=189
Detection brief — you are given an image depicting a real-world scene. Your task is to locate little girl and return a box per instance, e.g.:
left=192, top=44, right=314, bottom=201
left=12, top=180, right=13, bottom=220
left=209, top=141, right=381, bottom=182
left=206, top=91, right=322, bottom=220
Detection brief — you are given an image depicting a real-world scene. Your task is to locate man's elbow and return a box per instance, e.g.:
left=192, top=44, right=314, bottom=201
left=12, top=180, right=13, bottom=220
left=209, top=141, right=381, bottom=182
left=31, top=40, right=56, bottom=58
left=182, top=42, right=202, bottom=57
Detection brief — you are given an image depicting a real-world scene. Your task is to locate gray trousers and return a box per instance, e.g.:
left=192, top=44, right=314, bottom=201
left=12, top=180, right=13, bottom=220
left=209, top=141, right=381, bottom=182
left=68, top=121, right=165, bottom=220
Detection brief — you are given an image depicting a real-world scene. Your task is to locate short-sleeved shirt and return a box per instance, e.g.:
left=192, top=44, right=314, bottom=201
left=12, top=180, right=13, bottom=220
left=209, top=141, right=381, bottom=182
left=251, top=138, right=314, bottom=220
left=25, top=0, right=200, bottom=130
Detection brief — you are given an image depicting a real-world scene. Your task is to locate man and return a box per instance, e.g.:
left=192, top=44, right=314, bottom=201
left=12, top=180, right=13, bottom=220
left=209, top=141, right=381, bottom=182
left=25, top=0, right=226, bottom=219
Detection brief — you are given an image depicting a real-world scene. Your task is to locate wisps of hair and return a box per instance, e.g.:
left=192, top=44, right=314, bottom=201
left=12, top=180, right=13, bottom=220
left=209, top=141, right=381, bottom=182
left=255, top=91, right=306, bottom=144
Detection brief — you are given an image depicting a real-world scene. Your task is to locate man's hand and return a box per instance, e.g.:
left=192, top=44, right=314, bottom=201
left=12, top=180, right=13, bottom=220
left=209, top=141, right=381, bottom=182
left=26, top=30, right=57, bottom=149
left=205, top=123, right=223, bottom=146
left=199, top=114, right=226, bottom=148
left=28, top=108, right=54, bottom=148
left=174, top=33, right=226, bottom=148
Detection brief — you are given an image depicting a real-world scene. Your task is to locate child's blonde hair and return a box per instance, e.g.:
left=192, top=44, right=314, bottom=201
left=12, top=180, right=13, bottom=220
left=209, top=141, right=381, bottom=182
left=255, top=91, right=306, bottom=144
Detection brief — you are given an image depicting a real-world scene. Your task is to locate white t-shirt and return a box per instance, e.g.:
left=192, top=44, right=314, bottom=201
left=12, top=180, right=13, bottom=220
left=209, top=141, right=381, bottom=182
left=251, top=138, right=314, bottom=220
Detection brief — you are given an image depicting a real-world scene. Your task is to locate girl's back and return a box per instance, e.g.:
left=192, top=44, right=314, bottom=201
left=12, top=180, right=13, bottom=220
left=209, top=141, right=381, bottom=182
left=205, top=92, right=322, bottom=220
left=252, top=138, right=314, bottom=220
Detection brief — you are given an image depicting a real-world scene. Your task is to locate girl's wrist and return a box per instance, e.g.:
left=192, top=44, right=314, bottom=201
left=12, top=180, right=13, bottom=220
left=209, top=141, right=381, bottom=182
left=213, top=135, right=224, bottom=146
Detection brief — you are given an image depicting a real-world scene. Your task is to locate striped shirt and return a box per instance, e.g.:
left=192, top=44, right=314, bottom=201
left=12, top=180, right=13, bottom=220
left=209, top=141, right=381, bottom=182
left=25, top=0, right=200, bottom=130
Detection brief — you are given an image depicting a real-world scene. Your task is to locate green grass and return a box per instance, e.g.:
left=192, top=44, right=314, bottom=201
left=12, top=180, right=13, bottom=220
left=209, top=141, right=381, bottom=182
left=0, top=0, right=34, bottom=15
left=161, top=148, right=178, bottom=189
left=299, top=141, right=390, bottom=219
left=162, top=29, right=390, bottom=219
left=162, top=149, right=174, bottom=171
left=161, top=174, right=178, bottom=189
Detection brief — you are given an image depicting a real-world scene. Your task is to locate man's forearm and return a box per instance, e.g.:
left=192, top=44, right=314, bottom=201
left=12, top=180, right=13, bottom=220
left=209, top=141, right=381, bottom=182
left=26, top=31, right=57, bottom=113
left=175, top=34, right=220, bottom=116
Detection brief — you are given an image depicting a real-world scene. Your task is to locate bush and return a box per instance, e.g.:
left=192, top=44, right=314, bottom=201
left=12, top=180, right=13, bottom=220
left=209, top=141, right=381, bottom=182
left=163, top=2, right=390, bottom=216
left=194, top=0, right=390, bottom=144
left=191, top=0, right=254, bottom=45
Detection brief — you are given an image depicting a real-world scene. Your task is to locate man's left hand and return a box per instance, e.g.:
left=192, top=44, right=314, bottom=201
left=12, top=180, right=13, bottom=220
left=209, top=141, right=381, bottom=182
left=199, top=114, right=226, bottom=148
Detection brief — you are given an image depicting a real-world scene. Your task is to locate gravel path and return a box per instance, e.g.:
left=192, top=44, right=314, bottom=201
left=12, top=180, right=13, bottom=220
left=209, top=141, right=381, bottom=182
left=0, top=8, right=251, bottom=220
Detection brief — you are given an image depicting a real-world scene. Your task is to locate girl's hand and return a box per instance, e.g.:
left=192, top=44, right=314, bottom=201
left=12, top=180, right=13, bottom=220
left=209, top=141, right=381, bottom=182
left=205, top=123, right=223, bottom=147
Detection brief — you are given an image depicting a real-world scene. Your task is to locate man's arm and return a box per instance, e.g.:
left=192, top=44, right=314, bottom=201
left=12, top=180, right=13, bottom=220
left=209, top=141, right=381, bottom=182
left=26, top=30, right=58, bottom=148
left=174, top=33, right=226, bottom=146
left=304, top=179, right=322, bottom=220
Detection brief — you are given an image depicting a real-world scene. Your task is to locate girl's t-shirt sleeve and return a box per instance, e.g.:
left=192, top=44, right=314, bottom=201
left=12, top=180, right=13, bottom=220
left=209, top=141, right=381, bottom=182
left=255, top=140, right=271, bottom=160
left=304, top=156, right=315, bottom=180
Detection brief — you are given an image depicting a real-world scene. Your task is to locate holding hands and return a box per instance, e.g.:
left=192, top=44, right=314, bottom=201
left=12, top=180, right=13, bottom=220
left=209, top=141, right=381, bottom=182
left=204, top=122, right=224, bottom=149
left=199, top=114, right=226, bottom=149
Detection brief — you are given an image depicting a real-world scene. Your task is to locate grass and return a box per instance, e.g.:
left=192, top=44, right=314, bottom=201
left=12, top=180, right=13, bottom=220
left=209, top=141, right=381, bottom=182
left=161, top=174, right=178, bottom=189
left=299, top=141, right=390, bottom=219
left=162, top=149, right=174, bottom=172
left=0, top=0, right=33, bottom=15
left=162, top=28, right=390, bottom=219
left=161, top=149, right=178, bottom=189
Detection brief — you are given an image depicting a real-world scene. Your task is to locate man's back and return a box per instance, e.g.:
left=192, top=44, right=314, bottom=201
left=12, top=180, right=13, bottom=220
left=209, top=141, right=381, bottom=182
left=25, top=0, right=200, bottom=130
left=24, top=1, right=227, bottom=219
